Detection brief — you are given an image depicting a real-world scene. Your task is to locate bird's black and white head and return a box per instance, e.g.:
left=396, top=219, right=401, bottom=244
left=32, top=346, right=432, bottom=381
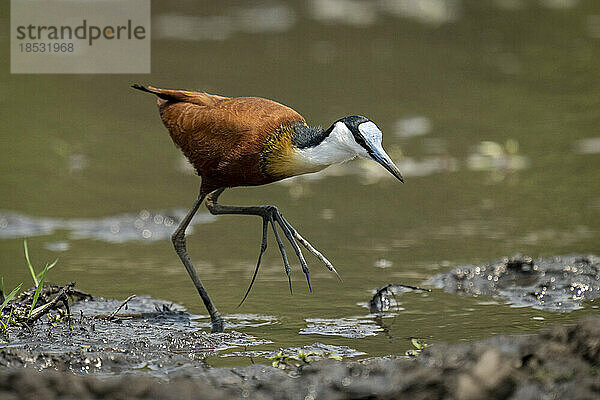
left=282, top=115, right=404, bottom=181
left=321, top=115, right=404, bottom=182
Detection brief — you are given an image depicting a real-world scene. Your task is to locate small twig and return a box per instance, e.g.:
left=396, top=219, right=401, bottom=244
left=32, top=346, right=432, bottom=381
left=26, top=285, right=71, bottom=324
left=94, top=312, right=143, bottom=320
left=107, top=295, right=136, bottom=320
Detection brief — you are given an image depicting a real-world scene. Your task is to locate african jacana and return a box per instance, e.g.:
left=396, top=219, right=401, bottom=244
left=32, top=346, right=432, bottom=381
left=132, top=84, right=403, bottom=332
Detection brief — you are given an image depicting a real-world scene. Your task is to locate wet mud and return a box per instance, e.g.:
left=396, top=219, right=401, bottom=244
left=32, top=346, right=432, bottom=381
left=0, top=296, right=268, bottom=377
left=426, top=254, right=600, bottom=312
left=0, top=315, right=598, bottom=399
left=0, top=254, right=598, bottom=399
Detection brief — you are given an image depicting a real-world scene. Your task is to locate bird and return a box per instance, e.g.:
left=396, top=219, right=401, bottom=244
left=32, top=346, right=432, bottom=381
left=132, top=84, right=404, bottom=333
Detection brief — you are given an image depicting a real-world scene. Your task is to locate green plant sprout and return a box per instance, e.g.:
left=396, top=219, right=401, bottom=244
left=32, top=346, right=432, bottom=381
left=0, top=240, right=63, bottom=334
left=24, top=239, right=58, bottom=288
left=28, top=265, right=49, bottom=318
left=405, top=338, right=429, bottom=357
left=269, top=349, right=342, bottom=369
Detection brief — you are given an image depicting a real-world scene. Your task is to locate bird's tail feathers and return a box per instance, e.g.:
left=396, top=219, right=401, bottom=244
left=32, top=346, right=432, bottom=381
left=131, top=84, right=228, bottom=106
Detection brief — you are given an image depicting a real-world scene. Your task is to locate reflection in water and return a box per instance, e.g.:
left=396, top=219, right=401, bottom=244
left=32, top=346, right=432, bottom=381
left=311, top=0, right=462, bottom=26
left=466, top=140, right=529, bottom=180
left=539, top=0, right=580, bottom=10
left=0, top=210, right=215, bottom=243
left=155, top=0, right=463, bottom=42
left=221, top=314, right=279, bottom=329
left=574, top=137, right=600, bottom=154
left=44, top=241, right=70, bottom=252
left=393, top=116, right=433, bottom=138
left=381, top=0, right=462, bottom=25
left=587, top=15, right=600, bottom=38
left=309, top=0, right=378, bottom=26
left=278, top=155, right=459, bottom=191
left=154, top=4, right=296, bottom=41
left=300, top=316, right=384, bottom=338
left=374, top=258, right=393, bottom=268
left=277, top=137, right=530, bottom=190
left=518, top=226, right=594, bottom=247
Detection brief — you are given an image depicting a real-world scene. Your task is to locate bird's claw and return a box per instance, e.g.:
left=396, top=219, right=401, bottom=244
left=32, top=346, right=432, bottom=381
left=238, top=205, right=338, bottom=305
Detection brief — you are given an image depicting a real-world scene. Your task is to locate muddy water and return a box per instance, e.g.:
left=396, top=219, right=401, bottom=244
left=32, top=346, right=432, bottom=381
left=1, top=1, right=599, bottom=367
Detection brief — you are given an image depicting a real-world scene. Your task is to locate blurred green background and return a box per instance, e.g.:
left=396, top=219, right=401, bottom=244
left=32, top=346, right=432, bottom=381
left=1, top=0, right=599, bottom=366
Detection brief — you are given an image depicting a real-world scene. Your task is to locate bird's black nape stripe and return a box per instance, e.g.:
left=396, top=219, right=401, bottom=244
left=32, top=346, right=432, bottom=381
left=291, top=123, right=328, bottom=149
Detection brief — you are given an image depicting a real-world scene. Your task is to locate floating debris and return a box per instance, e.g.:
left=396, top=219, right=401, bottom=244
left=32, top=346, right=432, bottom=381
left=425, top=254, right=600, bottom=312
left=369, top=284, right=431, bottom=313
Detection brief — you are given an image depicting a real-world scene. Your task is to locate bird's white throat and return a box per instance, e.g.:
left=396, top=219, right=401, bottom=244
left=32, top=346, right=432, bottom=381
left=291, top=122, right=367, bottom=174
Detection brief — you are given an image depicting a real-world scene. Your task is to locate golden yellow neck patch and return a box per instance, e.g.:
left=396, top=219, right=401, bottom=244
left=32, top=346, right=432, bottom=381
left=260, top=124, right=296, bottom=179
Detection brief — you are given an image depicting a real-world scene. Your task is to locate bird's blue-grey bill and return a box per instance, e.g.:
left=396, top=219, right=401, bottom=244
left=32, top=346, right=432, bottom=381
left=372, top=150, right=404, bottom=183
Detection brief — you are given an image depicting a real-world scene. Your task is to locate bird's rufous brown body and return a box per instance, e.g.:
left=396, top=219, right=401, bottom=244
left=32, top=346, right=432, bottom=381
left=146, top=86, right=305, bottom=194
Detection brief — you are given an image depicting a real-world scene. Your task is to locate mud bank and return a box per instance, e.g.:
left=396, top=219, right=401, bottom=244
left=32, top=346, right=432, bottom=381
left=426, top=254, right=600, bottom=312
left=0, top=316, right=598, bottom=399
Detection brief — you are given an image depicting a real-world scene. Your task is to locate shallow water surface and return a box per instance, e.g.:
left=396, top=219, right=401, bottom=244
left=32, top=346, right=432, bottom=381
left=1, top=0, right=599, bottom=366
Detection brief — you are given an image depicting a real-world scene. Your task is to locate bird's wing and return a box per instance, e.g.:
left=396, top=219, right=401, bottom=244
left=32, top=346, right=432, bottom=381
left=153, top=91, right=306, bottom=188
left=158, top=94, right=306, bottom=143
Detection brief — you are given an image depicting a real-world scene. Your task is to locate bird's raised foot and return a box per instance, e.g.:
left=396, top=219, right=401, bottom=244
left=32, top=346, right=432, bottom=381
left=204, top=189, right=339, bottom=305
left=238, top=204, right=338, bottom=305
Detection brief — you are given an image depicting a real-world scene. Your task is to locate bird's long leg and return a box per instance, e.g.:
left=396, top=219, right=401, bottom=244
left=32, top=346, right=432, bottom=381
left=205, top=189, right=337, bottom=300
left=172, top=190, right=224, bottom=333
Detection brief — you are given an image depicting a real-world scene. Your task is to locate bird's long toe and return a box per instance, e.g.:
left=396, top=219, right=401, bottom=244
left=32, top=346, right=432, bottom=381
left=269, top=214, right=293, bottom=294
left=278, top=215, right=341, bottom=281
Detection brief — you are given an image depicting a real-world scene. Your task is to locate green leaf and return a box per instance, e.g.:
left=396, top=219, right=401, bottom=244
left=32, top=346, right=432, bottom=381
left=23, top=240, right=38, bottom=287
left=28, top=265, right=49, bottom=318
left=7, top=307, right=14, bottom=326
left=36, top=259, right=58, bottom=280
left=0, top=283, right=23, bottom=314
